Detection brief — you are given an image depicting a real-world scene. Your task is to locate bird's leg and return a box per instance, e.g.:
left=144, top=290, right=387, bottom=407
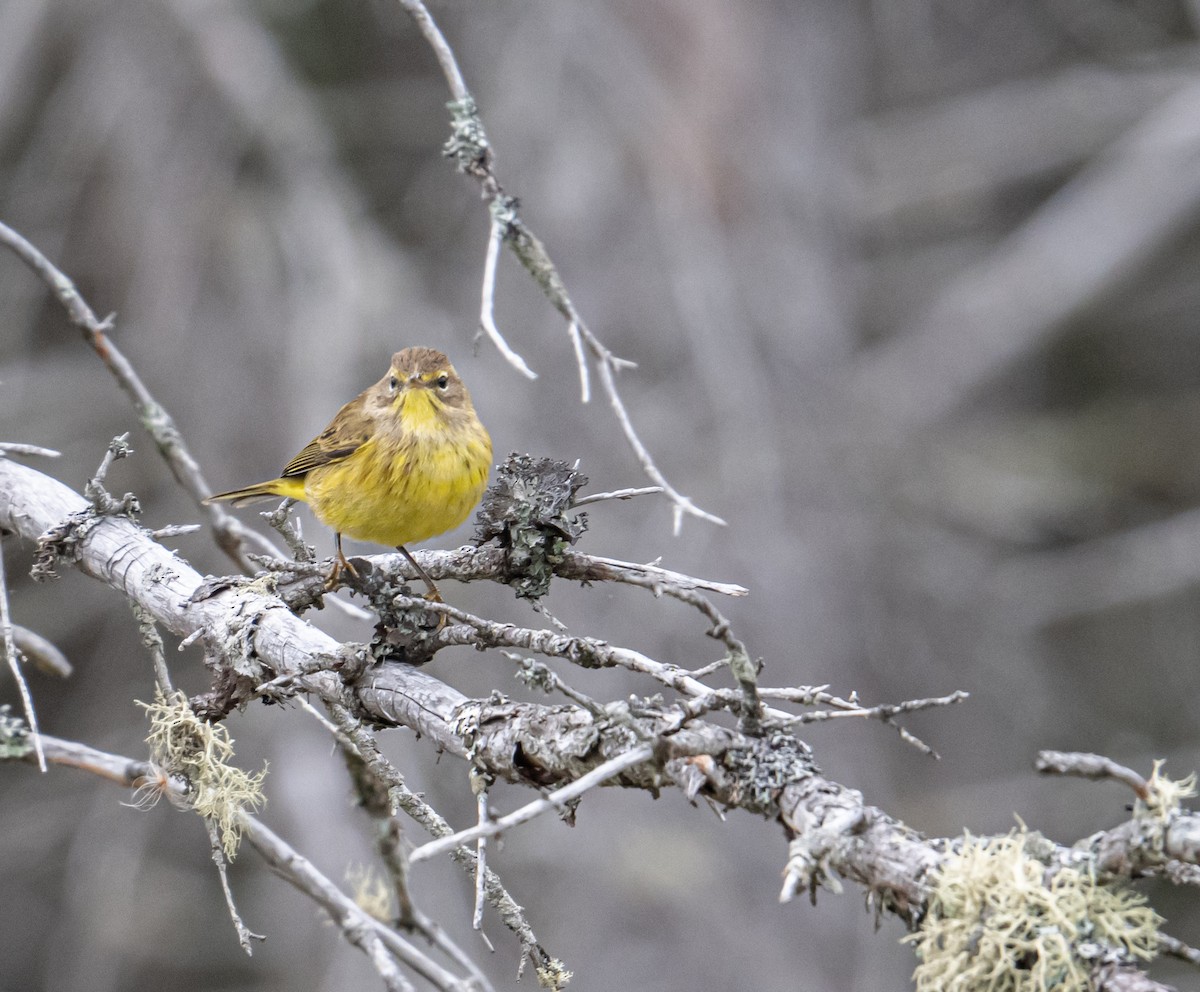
left=397, top=545, right=442, bottom=602
left=325, top=533, right=360, bottom=590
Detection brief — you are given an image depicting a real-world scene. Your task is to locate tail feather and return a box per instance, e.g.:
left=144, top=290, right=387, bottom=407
left=204, top=479, right=301, bottom=507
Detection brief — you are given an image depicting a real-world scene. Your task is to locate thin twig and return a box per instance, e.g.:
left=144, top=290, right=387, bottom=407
left=1158, top=932, right=1200, bottom=968
left=479, top=216, right=536, bottom=379
left=131, top=603, right=174, bottom=696
left=0, top=219, right=283, bottom=572
left=409, top=745, right=655, bottom=864
left=566, top=319, right=590, bottom=402
left=573, top=486, right=663, bottom=506
left=592, top=340, right=726, bottom=532
left=0, top=443, right=61, bottom=459
left=0, top=537, right=45, bottom=771
left=389, top=1, right=723, bottom=530
left=206, top=818, right=265, bottom=954
left=149, top=523, right=203, bottom=540
left=472, top=789, right=490, bottom=944
left=779, top=691, right=970, bottom=727
left=392, top=0, right=469, bottom=101
left=1036, top=751, right=1151, bottom=800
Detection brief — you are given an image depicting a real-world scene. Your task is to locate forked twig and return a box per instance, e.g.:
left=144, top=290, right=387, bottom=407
left=479, top=216, right=536, bottom=379
left=391, top=0, right=724, bottom=531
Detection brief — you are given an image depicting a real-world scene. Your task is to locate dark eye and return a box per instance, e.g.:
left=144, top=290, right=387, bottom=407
left=388, top=376, right=399, bottom=393
left=435, top=374, right=449, bottom=390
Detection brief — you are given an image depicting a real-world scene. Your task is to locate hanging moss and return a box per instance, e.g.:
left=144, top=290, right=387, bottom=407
left=905, top=828, right=1160, bottom=992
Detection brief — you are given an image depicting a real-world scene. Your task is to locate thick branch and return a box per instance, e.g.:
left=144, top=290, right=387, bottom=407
left=0, top=458, right=1186, bottom=992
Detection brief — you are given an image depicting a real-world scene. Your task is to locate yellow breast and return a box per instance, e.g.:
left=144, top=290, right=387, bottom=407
left=304, top=412, right=492, bottom=548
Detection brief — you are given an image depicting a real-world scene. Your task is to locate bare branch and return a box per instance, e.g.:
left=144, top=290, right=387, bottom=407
left=478, top=216, right=536, bottom=379
left=0, top=219, right=280, bottom=572
left=0, top=537, right=45, bottom=771
left=389, top=2, right=723, bottom=530
left=572, top=486, right=664, bottom=506
left=0, top=443, right=60, bottom=459
left=1037, top=750, right=1151, bottom=799
left=0, top=458, right=1184, bottom=992
left=410, top=745, right=656, bottom=865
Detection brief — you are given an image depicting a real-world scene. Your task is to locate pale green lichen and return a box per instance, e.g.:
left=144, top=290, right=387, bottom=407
left=139, top=689, right=266, bottom=859
left=905, top=828, right=1160, bottom=992
left=1139, top=761, right=1197, bottom=821
left=535, top=957, right=573, bottom=990
left=346, top=863, right=392, bottom=923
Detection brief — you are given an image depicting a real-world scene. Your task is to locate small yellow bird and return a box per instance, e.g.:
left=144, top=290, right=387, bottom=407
left=207, top=347, right=492, bottom=595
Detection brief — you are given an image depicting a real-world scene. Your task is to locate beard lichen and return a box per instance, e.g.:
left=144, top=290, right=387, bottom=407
left=905, top=828, right=1160, bottom=992
left=347, top=863, right=393, bottom=923
left=1140, top=760, right=1197, bottom=820
left=139, top=689, right=267, bottom=859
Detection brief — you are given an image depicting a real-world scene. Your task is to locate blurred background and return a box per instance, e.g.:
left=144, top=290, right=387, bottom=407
left=2, top=0, right=1200, bottom=988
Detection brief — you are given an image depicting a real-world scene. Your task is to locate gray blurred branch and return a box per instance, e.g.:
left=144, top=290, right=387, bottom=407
left=0, top=219, right=280, bottom=572
left=851, top=78, right=1200, bottom=432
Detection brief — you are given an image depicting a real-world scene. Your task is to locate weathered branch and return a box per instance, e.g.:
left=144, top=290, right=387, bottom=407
left=0, top=456, right=1189, bottom=991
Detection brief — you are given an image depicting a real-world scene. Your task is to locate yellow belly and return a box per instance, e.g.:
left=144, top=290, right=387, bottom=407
left=303, top=431, right=492, bottom=548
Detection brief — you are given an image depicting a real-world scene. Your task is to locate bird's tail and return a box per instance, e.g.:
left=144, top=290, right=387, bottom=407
left=204, top=478, right=304, bottom=506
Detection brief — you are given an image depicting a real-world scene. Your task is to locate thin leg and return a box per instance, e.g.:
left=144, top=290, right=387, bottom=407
left=325, top=533, right=359, bottom=589
left=397, top=545, right=441, bottom=601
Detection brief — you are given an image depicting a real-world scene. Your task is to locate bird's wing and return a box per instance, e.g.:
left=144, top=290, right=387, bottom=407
left=281, top=401, right=374, bottom=478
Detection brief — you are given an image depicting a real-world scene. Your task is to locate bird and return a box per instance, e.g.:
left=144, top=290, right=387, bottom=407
left=207, top=347, right=492, bottom=598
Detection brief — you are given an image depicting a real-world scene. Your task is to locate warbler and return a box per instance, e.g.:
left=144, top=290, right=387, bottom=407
left=207, top=347, right=492, bottom=596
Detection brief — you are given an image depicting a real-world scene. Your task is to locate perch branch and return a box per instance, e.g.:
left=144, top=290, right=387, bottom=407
left=0, top=459, right=1187, bottom=992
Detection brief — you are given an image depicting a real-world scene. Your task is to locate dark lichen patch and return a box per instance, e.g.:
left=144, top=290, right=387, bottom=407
left=474, top=453, right=588, bottom=601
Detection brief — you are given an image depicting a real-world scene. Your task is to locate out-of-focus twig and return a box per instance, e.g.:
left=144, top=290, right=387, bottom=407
left=9, top=625, right=72, bottom=678
left=1, top=730, right=468, bottom=991
left=0, top=536, right=45, bottom=771
left=0, top=219, right=277, bottom=571
left=391, top=0, right=724, bottom=532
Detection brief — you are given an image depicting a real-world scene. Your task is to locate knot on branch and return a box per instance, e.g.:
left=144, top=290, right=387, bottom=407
left=904, top=828, right=1160, bottom=992
left=474, top=454, right=588, bottom=601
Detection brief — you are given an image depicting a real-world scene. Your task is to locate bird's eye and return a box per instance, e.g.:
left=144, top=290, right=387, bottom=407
left=388, top=376, right=399, bottom=393
left=435, top=374, right=449, bottom=390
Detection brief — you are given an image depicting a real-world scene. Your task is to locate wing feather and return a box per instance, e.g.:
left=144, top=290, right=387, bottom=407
left=281, top=400, right=374, bottom=478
